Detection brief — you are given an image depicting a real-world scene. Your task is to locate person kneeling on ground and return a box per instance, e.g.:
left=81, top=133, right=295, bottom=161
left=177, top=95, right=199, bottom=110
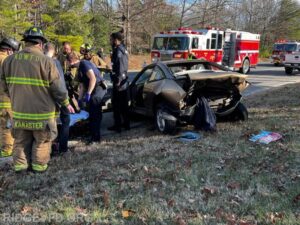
left=67, top=52, right=107, bottom=143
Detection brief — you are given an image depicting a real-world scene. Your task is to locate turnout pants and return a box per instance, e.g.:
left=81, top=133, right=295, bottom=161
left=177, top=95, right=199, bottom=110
left=13, top=121, right=57, bottom=172
left=0, top=109, right=14, bottom=157
left=112, top=89, right=130, bottom=128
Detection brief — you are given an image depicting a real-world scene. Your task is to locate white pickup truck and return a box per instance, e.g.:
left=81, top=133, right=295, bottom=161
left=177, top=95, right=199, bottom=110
left=284, top=52, right=300, bottom=75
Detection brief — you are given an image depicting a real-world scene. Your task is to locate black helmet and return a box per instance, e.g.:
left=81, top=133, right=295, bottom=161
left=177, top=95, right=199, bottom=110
left=21, top=27, right=48, bottom=43
left=0, top=37, right=20, bottom=51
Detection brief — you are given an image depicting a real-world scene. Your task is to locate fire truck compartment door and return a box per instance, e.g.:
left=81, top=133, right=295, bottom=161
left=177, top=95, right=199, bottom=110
left=222, top=33, right=236, bottom=67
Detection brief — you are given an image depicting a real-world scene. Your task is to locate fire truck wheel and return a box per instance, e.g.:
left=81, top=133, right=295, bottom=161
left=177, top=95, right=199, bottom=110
left=285, top=67, right=294, bottom=75
left=239, top=58, right=250, bottom=74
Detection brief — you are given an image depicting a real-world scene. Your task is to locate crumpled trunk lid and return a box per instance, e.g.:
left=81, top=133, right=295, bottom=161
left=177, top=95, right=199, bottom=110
left=186, top=71, right=249, bottom=93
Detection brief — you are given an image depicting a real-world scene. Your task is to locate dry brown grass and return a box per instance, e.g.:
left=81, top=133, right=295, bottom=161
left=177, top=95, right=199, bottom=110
left=105, top=54, right=152, bottom=71
left=0, top=84, right=299, bottom=224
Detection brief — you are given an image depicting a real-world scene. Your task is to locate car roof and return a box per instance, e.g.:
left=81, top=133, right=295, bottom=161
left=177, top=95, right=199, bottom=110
left=149, top=59, right=231, bottom=72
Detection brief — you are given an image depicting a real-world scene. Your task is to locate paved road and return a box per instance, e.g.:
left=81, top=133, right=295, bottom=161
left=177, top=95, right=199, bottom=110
left=243, top=63, right=300, bottom=96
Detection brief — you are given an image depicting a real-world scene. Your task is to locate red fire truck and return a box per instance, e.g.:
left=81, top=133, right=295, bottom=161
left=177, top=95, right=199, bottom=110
left=271, top=40, right=300, bottom=66
left=151, top=27, right=260, bottom=74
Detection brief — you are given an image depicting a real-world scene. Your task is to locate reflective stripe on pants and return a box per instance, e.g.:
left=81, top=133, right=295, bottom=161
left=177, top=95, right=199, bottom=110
left=0, top=109, right=14, bottom=156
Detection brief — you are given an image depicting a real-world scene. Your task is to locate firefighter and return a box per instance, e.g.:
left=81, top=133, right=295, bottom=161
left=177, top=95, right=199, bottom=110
left=0, top=27, right=74, bottom=173
left=44, top=42, right=71, bottom=154
left=68, top=52, right=107, bottom=143
left=188, top=49, right=197, bottom=60
left=80, top=43, right=107, bottom=70
left=0, top=37, right=20, bottom=158
left=108, top=32, right=130, bottom=133
left=57, top=41, right=81, bottom=74
left=97, top=47, right=105, bottom=60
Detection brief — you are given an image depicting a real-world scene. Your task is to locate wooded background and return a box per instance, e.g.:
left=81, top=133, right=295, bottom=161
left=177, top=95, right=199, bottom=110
left=0, top=0, right=299, bottom=56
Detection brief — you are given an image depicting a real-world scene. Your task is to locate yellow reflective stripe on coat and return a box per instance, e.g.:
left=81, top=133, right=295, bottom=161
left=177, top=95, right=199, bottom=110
left=32, top=163, right=48, bottom=172
left=13, top=111, right=56, bottom=120
left=0, top=102, right=11, bottom=109
left=6, top=77, right=49, bottom=87
left=14, top=164, right=28, bottom=172
left=61, top=98, right=69, bottom=106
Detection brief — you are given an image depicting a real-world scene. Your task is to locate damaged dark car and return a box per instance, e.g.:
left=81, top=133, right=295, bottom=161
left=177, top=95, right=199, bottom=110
left=126, top=60, right=249, bottom=134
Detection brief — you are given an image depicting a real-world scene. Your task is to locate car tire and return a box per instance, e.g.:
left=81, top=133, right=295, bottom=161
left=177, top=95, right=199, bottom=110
left=239, top=58, right=250, bottom=74
left=155, top=104, right=177, bottom=134
left=229, top=102, right=248, bottom=121
left=285, top=67, right=294, bottom=75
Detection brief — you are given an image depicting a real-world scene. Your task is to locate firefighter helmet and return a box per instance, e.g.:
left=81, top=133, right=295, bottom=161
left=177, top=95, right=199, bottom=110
left=0, top=37, right=20, bottom=51
left=21, top=27, right=48, bottom=43
left=80, top=43, right=92, bottom=53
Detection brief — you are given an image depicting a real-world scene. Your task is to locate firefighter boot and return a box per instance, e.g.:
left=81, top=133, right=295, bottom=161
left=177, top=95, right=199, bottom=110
left=0, top=109, right=14, bottom=158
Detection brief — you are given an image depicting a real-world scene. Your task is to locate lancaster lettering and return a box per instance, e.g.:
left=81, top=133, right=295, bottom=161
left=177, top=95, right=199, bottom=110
left=14, top=121, right=44, bottom=129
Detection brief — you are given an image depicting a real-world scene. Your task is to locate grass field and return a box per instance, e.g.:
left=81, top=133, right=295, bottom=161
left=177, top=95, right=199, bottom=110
left=0, top=84, right=299, bottom=225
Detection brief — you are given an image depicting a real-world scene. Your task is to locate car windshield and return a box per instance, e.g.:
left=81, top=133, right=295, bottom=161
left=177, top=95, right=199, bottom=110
left=284, top=44, right=297, bottom=51
left=273, top=44, right=284, bottom=51
left=167, top=62, right=224, bottom=75
left=152, top=37, right=189, bottom=51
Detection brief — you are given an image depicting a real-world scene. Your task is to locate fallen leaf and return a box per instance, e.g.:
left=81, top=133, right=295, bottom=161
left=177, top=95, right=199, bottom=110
left=224, top=213, right=237, bottom=225
left=201, top=186, right=217, bottom=195
left=122, top=209, right=135, bottom=218
left=116, top=200, right=125, bottom=209
left=227, top=182, right=241, bottom=190
left=167, top=199, right=176, bottom=207
left=75, top=207, right=87, bottom=216
left=215, top=208, right=225, bottom=220
left=143, top=166, right=149, bottom=173
left=238, top=219, right=257, bottom=225
left=184, top=159, right=192, bottom=169
left=293, top=194, right=300, bottom=203
left=77, top=190, right=84, bottom=198
left=21, top=206, right=33, bottom=214
left=266, top=212, right=285, bottom=223
left=103, top=190, right=110, bottom=208
left=175, top=216, right=187, bottom=225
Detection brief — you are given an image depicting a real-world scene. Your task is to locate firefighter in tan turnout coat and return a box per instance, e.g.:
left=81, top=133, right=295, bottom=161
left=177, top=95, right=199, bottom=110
left=0, top=27, right=74, bottom=173
left=0, top=37, right=20, bottom=158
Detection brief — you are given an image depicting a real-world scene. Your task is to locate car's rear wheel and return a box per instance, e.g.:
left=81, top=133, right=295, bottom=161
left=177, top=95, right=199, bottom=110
left=285, top=67, right=294, bottom=75
left=239, top=58, right=250, bottom=74
left=229, top=102, right=248, bottom=121
left=155, top=104, right=177, bottom=134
